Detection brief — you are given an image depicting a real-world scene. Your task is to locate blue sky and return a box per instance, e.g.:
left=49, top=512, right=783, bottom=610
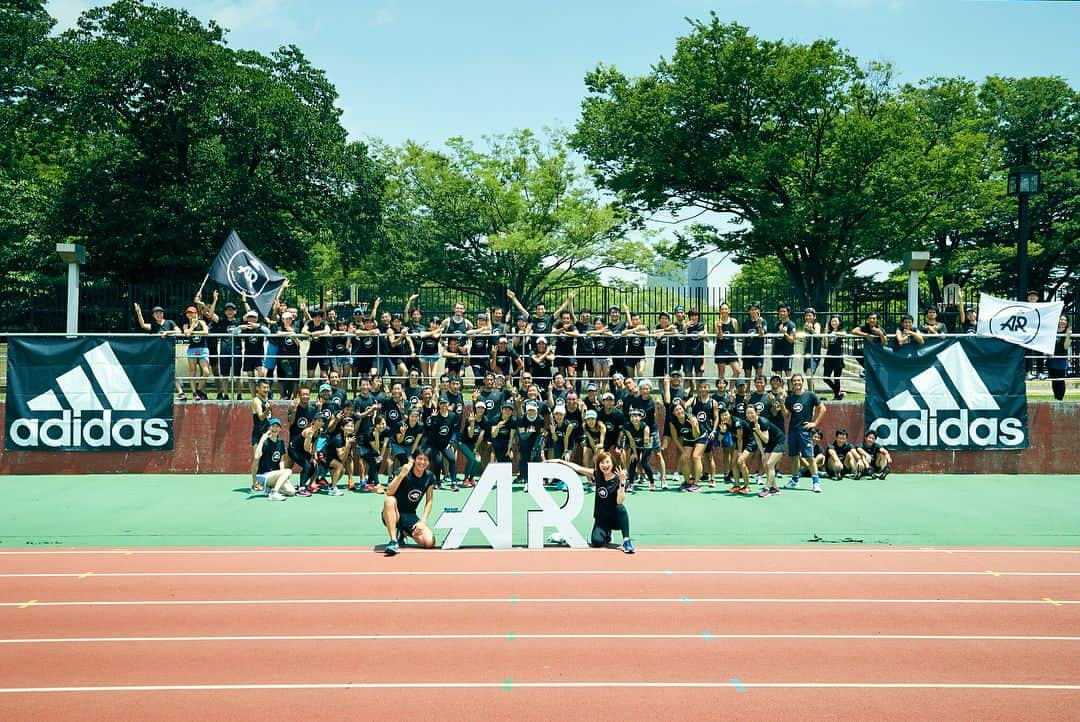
left=47, top=0, right=1078, bottom=149
left=45, top=0, right=1078, bottom=283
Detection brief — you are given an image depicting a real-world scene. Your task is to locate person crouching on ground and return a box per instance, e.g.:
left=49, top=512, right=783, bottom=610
left=382, top=450, right=437, bottom=555
left=252, top=419, right=295, bottom=501
left=552, top=451, right=634, bottom=554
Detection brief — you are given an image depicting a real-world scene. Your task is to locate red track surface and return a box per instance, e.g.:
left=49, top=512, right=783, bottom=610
left=1, top=547, right=1078, bottom=721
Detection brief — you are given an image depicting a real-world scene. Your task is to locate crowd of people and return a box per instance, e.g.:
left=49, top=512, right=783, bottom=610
left=125, top=286, right=1080, bottom=553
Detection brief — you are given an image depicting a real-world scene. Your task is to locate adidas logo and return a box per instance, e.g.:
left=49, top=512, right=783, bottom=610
left=869, top=341, right=1025, bottom=448
left=8, top=342, right=170, bottom=449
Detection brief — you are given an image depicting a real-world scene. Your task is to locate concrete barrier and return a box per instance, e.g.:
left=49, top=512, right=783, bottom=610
left=0, top=401, right=1075, bottom=476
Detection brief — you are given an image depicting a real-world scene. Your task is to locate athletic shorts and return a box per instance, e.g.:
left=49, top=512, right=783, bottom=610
left=555, top=356, right=577, bottom=368
left=262, top=343, right=280, bottom=370
left=787, top=430, right=814, bottom=459
left=242, top=356, right=261, bottom=373
left=742, top=355, right=764, bottom=371
left=331, top=356, right=351, bottom=369
left=383, top=510, right=419, bottom=534
left=745, top=439, right=784, bottom=455
left=682, top=357, right=704, bottom=375
left=772, top=354, right=792, bottom=372
left=714, top=353, right=739, bottom=365
left=419, top=353, right=441, bottom=364
left=187, top=347, right=209, bottom=360
left=593, top=357, right=612, bottom=371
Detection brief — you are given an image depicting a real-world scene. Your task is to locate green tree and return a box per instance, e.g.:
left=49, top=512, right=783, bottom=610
left=572, top=16, right=940, bottom=311
left=378, top=129, right=658, bottom=309
left=21, top=0, right=380, bottom=284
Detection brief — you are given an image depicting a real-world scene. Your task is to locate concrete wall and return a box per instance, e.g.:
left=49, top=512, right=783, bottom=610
left=1, top=401, right=1076, bottom=476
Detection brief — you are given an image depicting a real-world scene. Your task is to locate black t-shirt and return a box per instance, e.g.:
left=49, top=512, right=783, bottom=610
left=862, top=441, right=882, bottom=457
left=517, top=413, right=546, bottom=442
left=684, top=321, right=705, bottom=356
left=477, top=389, right=507, bottom=425
left=624, top=328, right=646, bottom=359
left=626, top=395, right=657, bottom=433
left=785, top=390, right=821, bottom=431
left=831, top=440, right=854, bottom=457
left=239, top=324, right=268, bottom=356
left=748, top=417, right=784, bottom=449
left=394, top=469, right=436, bottom=515
left=256, top=438, right=285, bottom=474
left=774, top=319, right=796, bottom=358
left=743, top=317, right=766, bottom=355
left=305, top=320, right=329, bottom=355
left=424, top=412, right=459, bottom=450
left=592, top=469, right=621, bottom=521
left=289, top=401, right=317, bottom=437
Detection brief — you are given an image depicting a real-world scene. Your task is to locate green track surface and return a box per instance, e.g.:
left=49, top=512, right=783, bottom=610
left=2, top=474, right=1079, bottom=548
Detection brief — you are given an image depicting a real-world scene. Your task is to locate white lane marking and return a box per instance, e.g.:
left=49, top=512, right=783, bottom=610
left=1, top=633, right=1078, bottom=645
left=1, top=681, right=1079, bottom=693
left=1, top=597, right=1077, bottom=608
left=1, top=570, right=1078, bottom=578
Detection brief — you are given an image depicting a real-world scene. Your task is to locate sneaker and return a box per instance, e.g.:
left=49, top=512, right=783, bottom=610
left=551, top=480, right=567, bottom=491
left=433, top=483, right=442, bottom=491
left=176, top=393, right=187, bottom=401
left=250, top=482, right=264, bottom=493
left=812, top=481, right=822, bottom=493
left=622, top=539, right=635, bottom=554
left=852, top=468, right=863, bottom=480
left=768, top=487, right=781, bottom=496
left=838, top=390, right=846, bottom=400
left=449, top=482, right=460, bottom=492
left=626, top=479, right=634, bottom=493
left=268, top=491, right=286, bottom=501
left=296, top=487, right=312, bottom=497
left=728, top=484, right=741, bottom=493
left=688, top=483, right=701, bottom=492
left=785, top=479, right=799, bottom=489
left=649, top=481, right=656, bottom=491
left=1026, top=372, right=1037, bottom=381
left=385, top=540, right=399, bottom=556
left=462, top=478, right=475, bottom=488
left=739, top=485, right=752, bottom=494
left=879, top=466, right=891, bottom=480
left=758, top=487, right=772, bottom=498
left=327, top=486, right=344, bottom=497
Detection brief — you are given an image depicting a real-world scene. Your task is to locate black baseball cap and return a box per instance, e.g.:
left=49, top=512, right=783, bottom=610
left=310, top=307, right=323, bottom=316
left=223, top=302, right=237, bottom=310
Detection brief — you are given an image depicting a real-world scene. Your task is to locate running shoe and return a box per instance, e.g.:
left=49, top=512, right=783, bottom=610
left=688, top=483, right=701, bottom=492
left=739, top=485, right=752, bottom=495
left=649, top=481, right=656, bottom=492
left=622, top=539, right=635, bottom=554
left=757, top=487, right=772, bottom=498
left=327, top=487, right=344, bottom=497
left=785, top=478, right=799, bottom=489
left=268, top=491, right=286, bottom=501
left=812, top=481, right=822, bottom=493
left=296, top=487, right=312, bottom=497
left=626, top=479, right=634, bottom=493
left=449, top=482, right=460, bottom=492
left=767, top=487, right=781, bottom=496
left=250, top=483, right=264, bottom=494
left=852, top=468, right=863, bottom=480
left=176, top=393, right=187, bottom=401
left=728, top=484, right=741, bottom=493
left=879, top=466, right=891, bottom=479
left=384, top=540, right=399, bottom=556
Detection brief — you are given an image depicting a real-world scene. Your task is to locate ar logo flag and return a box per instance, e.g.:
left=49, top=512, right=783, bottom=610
left=207, top=231, right=287, bottom=320
left=976, top=292, right=1064, bottom=355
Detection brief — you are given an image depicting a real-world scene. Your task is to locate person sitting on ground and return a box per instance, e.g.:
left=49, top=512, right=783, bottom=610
left=252, top=419, right=295, bottom=501
left=551, top=451, right=634, bottom=554
left=826, top=428, right=866, bottom=480
left=382, top=451, right=437, bottom=556
left=857, top=430, right=892, bottom=479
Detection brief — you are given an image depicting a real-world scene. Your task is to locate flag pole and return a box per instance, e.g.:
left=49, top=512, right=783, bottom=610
left=195, top=273, right=210, bottom=302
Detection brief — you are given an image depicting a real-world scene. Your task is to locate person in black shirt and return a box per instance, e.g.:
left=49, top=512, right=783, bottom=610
left=772, top=304, right=797, bottom=380
left=851, top=311, right=888, bottom=374
left=553, top=310, right=580, bottom=381
left=783, top=373, right=826, bottom=493
left=682, top=308, right=706, bottom=379
left=517, top=400, right=547, bottom=485
left=527, top=337, right=556, bottom=392
left=743, top=406, right=785, bottom=497
left=821, top=315, right=847, bottom=400
left=552, top=452, right=634, bottom=553
left=622, top=407, right=652, bottom=491
left=382, top=452, right=437, bottom=555
left=252, top=419, right=295, bottom=500
left=825, top=428, right=864, bottom=480
left=458, top=404, right=487, bottom=487
left=302, top=306, right=331, bottom=382
left=621, top=312, right=649, bottom=379
left=961, top=306, right=978, bottom=334
left=893, top=314, right=925, bottom=348
left=652, top=311, right=676, bottom=379
left=856, top=429, right=892, bottom=479
left=134, top=302, right=186, bottom=400
left=425, top=395, right=461, bottom=490
left=741, top=304, right=768, bottom=380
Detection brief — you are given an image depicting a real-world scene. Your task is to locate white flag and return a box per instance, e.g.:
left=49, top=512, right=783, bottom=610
left=976, top=293, right=1064, bottom=355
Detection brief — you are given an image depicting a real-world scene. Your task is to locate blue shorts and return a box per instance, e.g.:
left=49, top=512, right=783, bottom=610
left=787, top=430, right=814, bottom=459
left=263, top=342, right=280, bottom=370
left=187, top=347, right=209, bottom=359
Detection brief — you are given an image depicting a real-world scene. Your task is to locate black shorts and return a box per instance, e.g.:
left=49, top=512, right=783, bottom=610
left=242, top=356, right=262, bottom=373
left=742, top=355, right=764, bottom=371
left=383, top=510, right=420, bottom=534
left=772, top=354, right=792, bottom=372
left=555, top=356, right=577, bottom=369
left=682, top=356, right=704, bottom=374
left=714, top=352, right=739, bottom=365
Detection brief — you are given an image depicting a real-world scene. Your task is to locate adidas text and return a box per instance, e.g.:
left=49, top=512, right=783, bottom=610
left=869, top=409, right=1025, bottom=448
left=8, top=410, right=170, bottom=448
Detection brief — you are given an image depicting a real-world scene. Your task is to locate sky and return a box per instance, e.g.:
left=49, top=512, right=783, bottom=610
left=45, top=0, right=1079, bottom=283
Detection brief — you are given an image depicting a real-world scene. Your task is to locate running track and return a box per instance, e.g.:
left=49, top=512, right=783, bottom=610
left=1, top=547, right=1078, bottom=720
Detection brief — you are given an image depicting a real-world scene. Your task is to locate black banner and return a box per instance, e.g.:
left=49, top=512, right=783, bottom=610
left=4, top=337, right=174, bottom=451
left=864, top=337, right=1027, bottom=451
left=207, top=230, right=286, bottom=320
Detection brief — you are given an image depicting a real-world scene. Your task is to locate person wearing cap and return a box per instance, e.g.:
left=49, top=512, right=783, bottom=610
left=742, top=304, right=768, bottom=381
left=180, top=303, right=211, bottom=401
left=526, top=336, right=556, bottom=392
left=800, top=308, right=823, bottom=392
left=382, top=451, right=438, bottom=555
left=516, top=399, right=547, bottom=484
left=133, top=301, right=186, bottom=399
left=490, top=334, right=521, bottom=379
left=488, top=400, right=518, bottom=465
left=577, top=407, right=605, bottom=469
left=273, top=308, right=302, bottom=400
left=506, top=290, right=568, bottom=354
left=254, top=282, right=290, bottom=394
left=582, top=381, right=601, bottom=412
left=622, top=406, right=653, bottom=491
left=551, top=451, right=634, bottom=553
left=252, top=419, right=295, bottom=501
left=652, top=310, right=677, bottom=379
left=238, top=310, right=270, bottom=399
left=424, top=394, right=461, bottom=491
left=682, top=308, right=707, bottom=380
left=545, top=402, right=577, bottom=464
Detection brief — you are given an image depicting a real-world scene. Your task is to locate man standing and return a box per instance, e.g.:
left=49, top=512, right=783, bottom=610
left=783, top=373, right=826, bottom=494
left=772, top=304, right=796, bottom=381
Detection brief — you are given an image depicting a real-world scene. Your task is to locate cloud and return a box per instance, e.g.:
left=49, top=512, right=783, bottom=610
left=200, top=0, right=286, bottom=31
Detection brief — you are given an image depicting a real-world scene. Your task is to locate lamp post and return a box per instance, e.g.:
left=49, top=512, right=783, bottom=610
left=902, top=251, right=930, bottom=321
left=1006, top=165, right=1041, bottom=302
left=55, top=243, right=87, bottom=335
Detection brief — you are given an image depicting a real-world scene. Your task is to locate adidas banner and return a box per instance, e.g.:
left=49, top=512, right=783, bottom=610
left=4, top=337, right=174, bottom=451
left=864, top=337, right=1027, bottom=451
left=207, top=230, right=286, bottom=321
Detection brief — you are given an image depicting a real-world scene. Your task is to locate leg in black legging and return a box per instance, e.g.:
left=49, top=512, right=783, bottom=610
left=614, top=504, right=631, bottom=540
left=590, top=524, right=610, bottom=548
left=1049, top=367, right=1066, bottom=400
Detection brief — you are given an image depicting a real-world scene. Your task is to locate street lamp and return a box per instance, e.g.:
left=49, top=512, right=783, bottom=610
left=902, top=251, right=930, bottom=321
left=1006, top=165, right=1041, bottom=302
left=56, top=243, right=87, bottom=335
